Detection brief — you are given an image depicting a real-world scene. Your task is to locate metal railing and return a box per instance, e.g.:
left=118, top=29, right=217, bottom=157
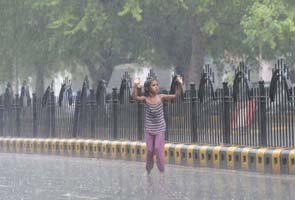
left=0, top=60, right=294, bottom=148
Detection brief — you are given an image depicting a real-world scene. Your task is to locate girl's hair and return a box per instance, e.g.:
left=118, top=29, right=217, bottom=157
left=144, top=78, right=157, bottom=97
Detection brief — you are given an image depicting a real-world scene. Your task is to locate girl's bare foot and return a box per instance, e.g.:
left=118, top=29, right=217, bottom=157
left=143, top=170, right=151, bottom=176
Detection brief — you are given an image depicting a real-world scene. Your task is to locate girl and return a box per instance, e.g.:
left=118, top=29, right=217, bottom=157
left=133, top=76, right=183, bottom=176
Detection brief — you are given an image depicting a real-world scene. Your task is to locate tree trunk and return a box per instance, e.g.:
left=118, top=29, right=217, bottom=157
left=14, top=57, right=19, bottom=94
left=35, top=64, right=44, bottom=96
left=83, top=57, right=99, bottom=88
left=83, top=57, right=113, bottom=89
left=258, top=42, right=263, bottom=80
left=188, top=14, right=207, bottom=87
left=96, top=64, right=113, bottom=85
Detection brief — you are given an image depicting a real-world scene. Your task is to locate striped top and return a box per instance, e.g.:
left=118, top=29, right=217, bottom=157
left=144, top=95, right=166, bottom=135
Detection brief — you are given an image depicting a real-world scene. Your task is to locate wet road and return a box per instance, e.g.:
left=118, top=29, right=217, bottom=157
left=0, top=153, right=295, bottom=200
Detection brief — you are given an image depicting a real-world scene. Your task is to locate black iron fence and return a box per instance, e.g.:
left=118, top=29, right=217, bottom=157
left=0, top=60, right=294, bottom=148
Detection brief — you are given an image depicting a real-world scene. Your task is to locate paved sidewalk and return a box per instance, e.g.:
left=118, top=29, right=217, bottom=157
left=0, top=153, right=295, bottom=200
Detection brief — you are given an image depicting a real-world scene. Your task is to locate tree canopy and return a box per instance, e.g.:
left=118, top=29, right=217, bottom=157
left=0, top=0, right=295, bottom=94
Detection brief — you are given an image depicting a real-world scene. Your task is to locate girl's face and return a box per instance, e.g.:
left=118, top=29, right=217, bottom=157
left=149, top=80, right=159, bottom=95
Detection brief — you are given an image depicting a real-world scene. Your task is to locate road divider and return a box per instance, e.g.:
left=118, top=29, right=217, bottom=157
left=0, top=137, right=294, bottom=174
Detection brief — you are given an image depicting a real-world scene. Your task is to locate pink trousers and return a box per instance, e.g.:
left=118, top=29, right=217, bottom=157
left=145, top=132, right=165, bottom=172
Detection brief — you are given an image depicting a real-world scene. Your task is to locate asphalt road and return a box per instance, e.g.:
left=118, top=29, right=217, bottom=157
left=0, top=153, right=295, bottom=200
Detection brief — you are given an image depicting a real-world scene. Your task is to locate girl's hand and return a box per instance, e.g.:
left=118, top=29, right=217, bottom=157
left=176, top=75, right=183, bottom=85
left=134, top=78, right=140, bottom=86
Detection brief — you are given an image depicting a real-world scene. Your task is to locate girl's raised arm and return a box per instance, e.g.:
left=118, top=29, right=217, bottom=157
left=160, top=75, right=183, bottom=101
left=132, top=78, right=146, bottom=102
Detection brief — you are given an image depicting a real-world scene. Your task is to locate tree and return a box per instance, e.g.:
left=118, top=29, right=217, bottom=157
left=119, top=0, right=249, bottom=84
left=241, top=0, right=295, bottom=79
left=0, top=0, right=30, bottom=92
left=36, top=0, right=147, bottom=87
left=121, top=0, right=295, bottom=83
left=0, top=0, right=64, bottom=95
left=2, top=0, right=295, bottom=93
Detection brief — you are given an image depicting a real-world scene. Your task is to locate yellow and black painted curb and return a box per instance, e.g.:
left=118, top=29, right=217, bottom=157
left=1, top=137, right=295, bottom=174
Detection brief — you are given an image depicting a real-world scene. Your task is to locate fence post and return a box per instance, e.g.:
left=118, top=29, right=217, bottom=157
left=190, top=83, right=197, bottom=143
left=259, top=81, right=267, bottom=146
left=15, top=94, right=21, bottom=137
left=0, top=96, right=3, bottom=136
left=50, top=92, right=56, bottom=138
left=90, top=89, right=96, bottom=138
left=162, top=90, right=169, bottom=141
left=137, top=87, right=143, bottom=141
left=45, top=92, right=50, bottom=138
left=112, top=88, right=118, bottom=139
left=33, top=93, right=37, bottom=137
left=73, top=91, right=81, bottom=138
left=223, top=82, right=231, bottom=144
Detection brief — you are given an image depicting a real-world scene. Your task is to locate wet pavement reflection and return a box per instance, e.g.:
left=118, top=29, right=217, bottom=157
left=0, top=153, right=295, bottom=200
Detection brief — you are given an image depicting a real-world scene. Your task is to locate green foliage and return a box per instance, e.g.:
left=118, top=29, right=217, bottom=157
left=1, top=0, right=295, bottom=89
left=241, top=0, right=295, bottom=58
left=118, top=0, right=142, bottom=21
left=201, top=18, right=217, bottom=36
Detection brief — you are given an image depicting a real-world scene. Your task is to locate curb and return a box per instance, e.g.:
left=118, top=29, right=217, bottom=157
left=1, top=137, right=294, bottom=174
